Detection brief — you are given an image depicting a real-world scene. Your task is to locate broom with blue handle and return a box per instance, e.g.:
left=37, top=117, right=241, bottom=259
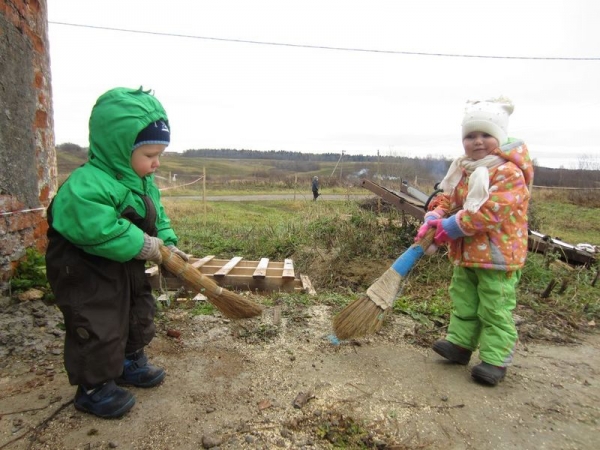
left=332, top=228, right=435, bottom=339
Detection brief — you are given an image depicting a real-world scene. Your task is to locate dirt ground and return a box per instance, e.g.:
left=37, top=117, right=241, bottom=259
left=1, top=294, right=599, bottom=450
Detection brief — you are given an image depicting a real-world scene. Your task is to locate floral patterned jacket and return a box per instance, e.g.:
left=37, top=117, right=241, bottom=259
left=427, top=140, right=534, bottom=271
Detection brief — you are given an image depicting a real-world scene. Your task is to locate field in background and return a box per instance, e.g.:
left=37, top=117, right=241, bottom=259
left=56, top=144, right=600, bottom=242
left=57, top=149, right=441, bottom=195
left=56, top=144, right=600, bottom=195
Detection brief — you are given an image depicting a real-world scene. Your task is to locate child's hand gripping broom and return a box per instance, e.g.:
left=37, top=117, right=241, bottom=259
left=159, top=244, right=263, bottom=319
left=332, top=228, right=436, bottom=339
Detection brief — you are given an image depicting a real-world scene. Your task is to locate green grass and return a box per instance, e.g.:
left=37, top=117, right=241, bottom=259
left=189, top=302, right=216, bottom=316
left=531, top=200, right=600, bottom=244
left=167, top=200, right=305, bottom=258
left=160, top=192, right=599, bottom=343
left=13, top=179, right=599, bottom=344
left=164, top=199, right=392, bottom=260
left=9, top=248, right=49, bottom=293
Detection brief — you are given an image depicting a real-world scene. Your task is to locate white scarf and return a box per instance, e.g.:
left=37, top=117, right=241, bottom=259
left=439, top=154, right=505, bottom=213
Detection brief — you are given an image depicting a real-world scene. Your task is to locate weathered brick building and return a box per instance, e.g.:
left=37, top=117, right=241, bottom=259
left=0, top=0, right=56, bottom=290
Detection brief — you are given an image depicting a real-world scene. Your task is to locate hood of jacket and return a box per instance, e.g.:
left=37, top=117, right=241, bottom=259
left=494, top=139, right=534, bottom=188
left=87, top=87, right=169, bottom=194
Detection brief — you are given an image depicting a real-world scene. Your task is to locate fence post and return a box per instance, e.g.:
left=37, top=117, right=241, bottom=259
left=541, top=279, right=557, bottom=299
left=203, top=167, right=206, bottom=224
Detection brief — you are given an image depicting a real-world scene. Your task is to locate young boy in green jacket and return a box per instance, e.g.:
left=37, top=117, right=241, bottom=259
left=46, top=87, right=188, bottom=418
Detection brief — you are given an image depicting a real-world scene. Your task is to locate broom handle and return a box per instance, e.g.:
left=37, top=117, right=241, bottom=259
left=413, top=227, right=436, bottom=251
left=414, top=207, right=460, bottom=251
left=158, top=245, right=223, bottom=297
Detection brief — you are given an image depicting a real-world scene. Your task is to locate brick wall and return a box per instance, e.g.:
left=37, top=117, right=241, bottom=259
left=0, top=0, right=56, bottom=290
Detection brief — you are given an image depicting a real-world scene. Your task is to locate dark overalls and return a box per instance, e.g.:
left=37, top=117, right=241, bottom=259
left=45, top=196, right=158, bottom=387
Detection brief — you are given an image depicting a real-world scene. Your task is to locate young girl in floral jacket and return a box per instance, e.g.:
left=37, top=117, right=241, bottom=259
left=417, top=98, right=534, bottom=386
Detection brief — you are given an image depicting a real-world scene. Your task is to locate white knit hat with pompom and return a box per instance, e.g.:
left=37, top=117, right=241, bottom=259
left=461, top=99, right=514, bottom=146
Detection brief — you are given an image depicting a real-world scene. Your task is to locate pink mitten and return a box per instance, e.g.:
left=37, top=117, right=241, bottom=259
left=415, top=221, right=434, bottom=242
left=428, top=219, right=451, bottom=245
left=415, top=218, right=439, bottom=254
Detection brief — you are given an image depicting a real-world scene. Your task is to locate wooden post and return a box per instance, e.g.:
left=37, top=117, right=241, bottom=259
left=558, top=279, right=569, bottom=294
left=294, top=174, right=297, bottom=201
left=203, top=167, right=206, bottom=224
left=273, top=305, right=282, bottom=326
left=541, top=279, right=557, bottom=299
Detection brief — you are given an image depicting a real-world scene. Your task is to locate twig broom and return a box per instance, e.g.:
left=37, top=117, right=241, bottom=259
left=333, top=228, right=436, bottom=339
left=159, top=245, right=263, bottom=319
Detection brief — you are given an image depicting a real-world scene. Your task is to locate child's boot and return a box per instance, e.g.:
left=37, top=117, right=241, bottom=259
left=432, top=339, right=472, bottom=365
left=116, top=348, right=165, bottom=388
left=74, top=380, right=135, bottom=418
left=471, top=362, right=506, bottom=386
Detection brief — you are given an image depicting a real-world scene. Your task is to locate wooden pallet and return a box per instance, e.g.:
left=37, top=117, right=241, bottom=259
left=146, top=255, right=316, bottom=295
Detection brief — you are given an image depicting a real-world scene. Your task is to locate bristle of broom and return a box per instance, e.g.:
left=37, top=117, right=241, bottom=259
left=332, top=296, right=386, bottom=340
left=159, top=246, right=263, bottom=319
left=333, top=228, right=437, bottom=339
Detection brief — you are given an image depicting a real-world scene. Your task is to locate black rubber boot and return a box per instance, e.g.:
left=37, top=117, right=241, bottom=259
left=74, top=380, right=135, bottom=418
left=471, top=362, right=506, bottom=386
left=432, top=339, right=472, bottom=365
left=116, top=349, right=165, bottom=388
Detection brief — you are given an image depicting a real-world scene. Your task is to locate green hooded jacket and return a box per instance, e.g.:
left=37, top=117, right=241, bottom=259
left=49, top=87, right=178, bottom=262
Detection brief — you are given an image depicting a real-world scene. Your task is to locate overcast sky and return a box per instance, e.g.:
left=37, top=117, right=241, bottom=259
left=47, top=0, right=600, bottom=169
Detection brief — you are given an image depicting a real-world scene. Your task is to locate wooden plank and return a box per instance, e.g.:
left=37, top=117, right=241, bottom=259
left=145, top=255, right=215, bottom=278
left=361, top=179, right=425, bottom=219
left=190, top=255, right=215, bottom=269
left=272, top=305, right=282, bottom=325
left=253, top=258, right=270, bottom=279
left=146, top=255, right=314, bottom=294
left=282, top=259, right=295, bottom=279
left=228, top=260, right=272, bottom=268
left=209, top=274, right=299, bottom=293
left=185, top=259, right=284, bottom=269
left=214, top=256, right=243, bottom=277
left=146, top=266, right=159, bottom=277
left=148, top=271, right=308, bottom=294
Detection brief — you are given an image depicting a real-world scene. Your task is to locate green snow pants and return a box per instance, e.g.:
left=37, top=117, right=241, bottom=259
left=445, top=266, right=520, bottom=367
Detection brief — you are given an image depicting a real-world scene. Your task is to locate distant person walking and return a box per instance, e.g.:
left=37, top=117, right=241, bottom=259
left=312, top=176, right=320, bottom=200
